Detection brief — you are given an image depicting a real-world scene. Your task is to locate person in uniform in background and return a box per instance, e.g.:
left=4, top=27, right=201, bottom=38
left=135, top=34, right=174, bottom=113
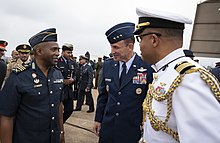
left=29, top=50, right=35, bottom=62
left=85, top=51, right=95, bottom=71
left=9, top=50, right=19, bottom=62
left=5, top=44, right=31, bottom=80
left=94, top=57, right=103, bottom=89
left=74, top=55, right=94, bottom=113
left=134, top=7, right=220, bottom=143
left=0, top=40, right=8, bottom=88
left=57, top=43, right=77, bottom=123
left=97, top=56, right=109, bottom=90
left=16, top=44, right=31, bottom=65
left=210, top=62, right=220, bottom=82
left=93, top=22, right=154, bottom=143
left=0, top=28, right=65, bottom=143
left=0, top=40, right=7, bottom=141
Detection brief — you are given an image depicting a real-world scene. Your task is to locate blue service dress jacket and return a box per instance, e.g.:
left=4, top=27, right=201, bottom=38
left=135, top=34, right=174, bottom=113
left=0, top=61, right=64, bottom=143
left=78, top=63, right=94, bottom=90
left=95, top=54, right=154, bottom=143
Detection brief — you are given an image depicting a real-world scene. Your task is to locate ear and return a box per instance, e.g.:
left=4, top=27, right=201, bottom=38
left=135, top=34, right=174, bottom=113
left=128, top=43, right=134, bottom=51
left=35, top=47, right=42, bottom=56
left=151, top=34, right=160, bottom=47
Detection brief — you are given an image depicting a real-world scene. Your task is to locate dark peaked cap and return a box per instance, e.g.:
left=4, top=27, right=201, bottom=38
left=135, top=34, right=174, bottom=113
left=0, top=40, right=8, bottom=51
left=80, top=55, right=88, bottom=61
left=105, top=22, right=135, bottom=44
left=62, top=43, right=73, bottom=51
left=16, top=44, right=31, bottom=53
left=29, top=28, right=57, bottom=47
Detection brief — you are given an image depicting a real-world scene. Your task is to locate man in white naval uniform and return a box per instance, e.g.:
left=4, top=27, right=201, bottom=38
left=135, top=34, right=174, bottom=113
left=134, top=7, right=220, bottom=143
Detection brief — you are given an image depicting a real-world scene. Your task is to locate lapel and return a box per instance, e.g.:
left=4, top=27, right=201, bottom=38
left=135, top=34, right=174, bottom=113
left=119, top=55, right=140, bottom=90
left=112, top=61, right=120, bottom=89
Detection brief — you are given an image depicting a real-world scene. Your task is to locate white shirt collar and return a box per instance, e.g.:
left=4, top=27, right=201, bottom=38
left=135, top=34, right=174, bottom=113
left=152, top=48, right=185, bottom=72
left=119, top=53, right=136, bottom=73
left=61, top=56, right=67, bottom=63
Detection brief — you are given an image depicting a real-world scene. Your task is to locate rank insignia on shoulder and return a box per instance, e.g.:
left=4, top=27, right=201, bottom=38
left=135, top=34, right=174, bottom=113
left=174, top=61, right=196, bottom=74
left=12, top=64, right=27, bottom=73
left=137, top=67, right=147, bottom=72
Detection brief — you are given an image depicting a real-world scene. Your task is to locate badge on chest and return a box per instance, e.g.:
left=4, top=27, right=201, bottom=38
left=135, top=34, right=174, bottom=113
left=32, top=73, right=42, bottom=88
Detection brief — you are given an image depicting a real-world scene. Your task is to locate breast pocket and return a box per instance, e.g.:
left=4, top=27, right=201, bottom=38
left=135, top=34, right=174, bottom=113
left=22, top=84, right=44, bottom=96
left=52, top=82, right=63, bottom=101
left=152, top=100, right=167, bottom=121
left=21, top=84, right=48, bottom=106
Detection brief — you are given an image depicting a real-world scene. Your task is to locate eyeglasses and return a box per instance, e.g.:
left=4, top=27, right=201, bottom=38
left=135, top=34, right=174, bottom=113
left=136, top=32, right=161, bottom=43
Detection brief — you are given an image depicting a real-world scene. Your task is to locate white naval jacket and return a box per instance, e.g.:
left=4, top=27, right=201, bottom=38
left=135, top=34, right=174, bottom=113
left=144, top=48, right=220, bottom=143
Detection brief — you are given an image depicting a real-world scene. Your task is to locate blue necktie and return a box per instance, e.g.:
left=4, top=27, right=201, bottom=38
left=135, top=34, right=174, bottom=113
left=120, top=62, right=126, bottom=86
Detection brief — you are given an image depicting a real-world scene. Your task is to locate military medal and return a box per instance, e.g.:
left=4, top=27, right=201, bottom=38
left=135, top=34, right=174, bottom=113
left=34, top=78, right=40, bottom=84
left=136, top=88, right=142, bottom=95
left=32, top=73, right=37, bottom=78
left=155, top=82, right=166, bottom=96
left=33, top=78, right=42, bottom=88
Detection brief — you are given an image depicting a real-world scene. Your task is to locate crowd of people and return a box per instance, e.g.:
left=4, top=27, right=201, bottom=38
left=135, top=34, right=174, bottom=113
left=0, top=6, right=220, bottom=143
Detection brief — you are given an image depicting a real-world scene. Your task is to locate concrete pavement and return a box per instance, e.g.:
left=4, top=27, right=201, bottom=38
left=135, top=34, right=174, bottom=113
left=64, top=89, right=99, bottom=143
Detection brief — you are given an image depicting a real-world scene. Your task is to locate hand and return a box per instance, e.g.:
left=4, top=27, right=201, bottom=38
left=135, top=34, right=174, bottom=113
left=85, top=86, right=90, bottom=92
left=93, top=121, right=101, bottom=136
left=63, top=78, right=74, bottom=85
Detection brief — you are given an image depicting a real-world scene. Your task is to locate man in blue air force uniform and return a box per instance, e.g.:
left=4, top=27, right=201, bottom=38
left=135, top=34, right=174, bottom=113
left=93, top=22, right=154, bottom=143
left=74, top=55, right=94, bottom=113
left=0, top=28, right=65, bottom=143
left=57, top=43, right=77, bottom=122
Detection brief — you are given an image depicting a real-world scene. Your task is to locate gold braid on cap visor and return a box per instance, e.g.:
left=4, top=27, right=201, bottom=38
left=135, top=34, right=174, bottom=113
left=136, top=22, right=150, bottom=29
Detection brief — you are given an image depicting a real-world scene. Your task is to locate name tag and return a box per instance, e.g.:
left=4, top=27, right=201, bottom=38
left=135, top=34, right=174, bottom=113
left=105, top=78, right=111, bottom=82
left=53, top=79, right=63, bottom=84
left=34, top=84, right=42, bottom=88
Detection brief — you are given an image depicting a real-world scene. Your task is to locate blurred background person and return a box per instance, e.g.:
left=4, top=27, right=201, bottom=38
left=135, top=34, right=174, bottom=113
left=5, top=44, right=31, bottom=80
left=74, top=55, right=94, bottom=113
left=94, top=57, right=103, bottom=89
left=57, top=43, right=78, bottom=123
left=0, top=40, right=8, bottom=89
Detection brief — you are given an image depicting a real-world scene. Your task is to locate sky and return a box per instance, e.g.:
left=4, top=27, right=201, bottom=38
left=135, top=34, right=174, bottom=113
left=1, top=0, right=204, bottom=60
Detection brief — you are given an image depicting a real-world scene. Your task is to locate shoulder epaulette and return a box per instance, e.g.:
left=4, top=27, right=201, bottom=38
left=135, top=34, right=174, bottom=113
left=12, top=64, right=28, bottom=74
left=174, top=61, right=196, bottom=74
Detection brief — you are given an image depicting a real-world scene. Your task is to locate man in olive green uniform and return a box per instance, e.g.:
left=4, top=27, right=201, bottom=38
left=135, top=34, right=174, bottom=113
left=5, top=44, right=31, bottom=80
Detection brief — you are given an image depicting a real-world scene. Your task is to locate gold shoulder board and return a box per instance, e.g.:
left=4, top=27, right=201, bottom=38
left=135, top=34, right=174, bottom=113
left=12, top=64, right=27, bottom=73
left=174, top=61, right=196, bottom=74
